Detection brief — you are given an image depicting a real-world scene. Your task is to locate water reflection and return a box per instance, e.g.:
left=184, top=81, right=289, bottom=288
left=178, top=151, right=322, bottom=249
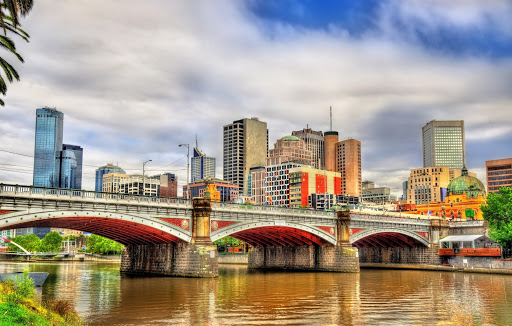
left=1, top=262, right=511, bottom=325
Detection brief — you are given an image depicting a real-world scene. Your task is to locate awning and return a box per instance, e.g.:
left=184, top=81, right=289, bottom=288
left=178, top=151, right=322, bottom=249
left=440, top=235, right=486, bottom=243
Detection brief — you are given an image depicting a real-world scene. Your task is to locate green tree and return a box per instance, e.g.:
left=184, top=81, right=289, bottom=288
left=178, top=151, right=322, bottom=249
left=23, top=233, right=40, bottom=252
left=38, top=231, right=63, bottom=252
left=0, top=0, right=33, bottom=106
left=86, top=235, right=124, bottom=255
left=482, top=187, right=512, bottom=248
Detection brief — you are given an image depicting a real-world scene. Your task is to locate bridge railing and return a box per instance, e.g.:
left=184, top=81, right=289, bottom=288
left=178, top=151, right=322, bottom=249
left=0, top=183, right=192, bottom=206
left=211, top=202, right=337, bottom=217
left=449, top=220, right=485, bottom=227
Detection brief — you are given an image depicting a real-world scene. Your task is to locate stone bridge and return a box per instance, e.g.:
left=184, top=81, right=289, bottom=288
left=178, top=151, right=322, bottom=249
left=0, top=184, right=479, bottom=277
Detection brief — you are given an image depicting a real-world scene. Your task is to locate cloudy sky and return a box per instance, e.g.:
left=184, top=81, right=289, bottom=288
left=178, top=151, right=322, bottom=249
left=0, top=0, right=511, bottom=196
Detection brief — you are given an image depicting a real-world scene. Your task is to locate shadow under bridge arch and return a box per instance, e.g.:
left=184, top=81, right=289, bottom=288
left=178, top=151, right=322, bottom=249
left=0, top=210, right=192, bottom=245
left=350, top=229, right=430, bottom=248
left=210, top=221, right=336, bottom=246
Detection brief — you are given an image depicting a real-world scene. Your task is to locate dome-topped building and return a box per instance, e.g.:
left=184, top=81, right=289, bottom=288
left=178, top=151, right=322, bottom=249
left=413, top=166, right=487, bottom=220
left=447, top=166, right=486, bottom=198
left=267, top=135, right=313, bottom=166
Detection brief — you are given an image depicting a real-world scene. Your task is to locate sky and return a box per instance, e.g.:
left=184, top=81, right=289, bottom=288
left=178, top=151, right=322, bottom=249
left=0, top=0, right=511, bottom=197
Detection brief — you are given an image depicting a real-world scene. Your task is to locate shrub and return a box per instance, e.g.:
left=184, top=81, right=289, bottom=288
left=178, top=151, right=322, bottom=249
left=3, top=270, right=35, bottom=304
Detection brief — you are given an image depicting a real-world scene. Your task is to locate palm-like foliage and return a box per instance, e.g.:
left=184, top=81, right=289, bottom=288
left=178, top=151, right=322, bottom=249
left=0, top=0, right=33, bottom=106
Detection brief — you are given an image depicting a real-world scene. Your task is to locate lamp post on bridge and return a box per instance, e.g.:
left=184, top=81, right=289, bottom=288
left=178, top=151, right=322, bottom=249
left=179, top=143, right=190, bottom=199
left=142, top=159, right=152, bottom=196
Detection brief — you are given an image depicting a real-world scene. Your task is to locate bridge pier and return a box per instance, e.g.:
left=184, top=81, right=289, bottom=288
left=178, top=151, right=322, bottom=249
left=248, top=210, right=359, bottom=273
left=121, top=198, right=218, bottom=278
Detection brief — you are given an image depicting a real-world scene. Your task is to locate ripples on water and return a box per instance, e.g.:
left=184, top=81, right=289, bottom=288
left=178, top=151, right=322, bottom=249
left=1, top=262, right=511, bottom=325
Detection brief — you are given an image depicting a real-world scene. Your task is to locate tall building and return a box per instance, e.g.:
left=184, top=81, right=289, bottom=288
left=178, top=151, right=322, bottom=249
left=96, top=163, right=126, bottom=192
left=33, top=107, right=64, bottom=188
left=267, top=135, right=313, bottom=166
left=62, top=144, right=83, bottom=189
left=336, top=138, right=362, bottom=197
left=223, top=117, right=268, bottom=196
left=486, top=158, right=512, bottom=193
left=422, top=120, right=465, bottom=169
left=33, top=108, right=82, bottom=190
left=191, top=147, right=216, bottom=183
left=292, top=127, right=324, bottom=169
left=324, top=131, right=339, bottom=172
left=265, top=162, right=302, bottom=206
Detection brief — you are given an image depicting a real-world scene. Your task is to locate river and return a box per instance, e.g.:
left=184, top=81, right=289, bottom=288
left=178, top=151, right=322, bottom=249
left=1, top=261, right=511, bottom=325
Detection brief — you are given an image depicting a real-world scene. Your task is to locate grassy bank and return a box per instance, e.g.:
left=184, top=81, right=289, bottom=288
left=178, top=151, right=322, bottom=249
left=0, top=271, right=82, bottom=325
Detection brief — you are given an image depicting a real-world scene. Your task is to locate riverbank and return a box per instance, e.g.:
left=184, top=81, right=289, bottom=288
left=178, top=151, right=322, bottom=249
left=0, top=254, right=121, bottom=263
left=218, top=253, right=512, bottom=275
left=361, top=262, right=512, bottom=275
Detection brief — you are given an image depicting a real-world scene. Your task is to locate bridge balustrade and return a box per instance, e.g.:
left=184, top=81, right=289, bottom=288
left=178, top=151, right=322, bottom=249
left=0, top=183, right=193, bottom=207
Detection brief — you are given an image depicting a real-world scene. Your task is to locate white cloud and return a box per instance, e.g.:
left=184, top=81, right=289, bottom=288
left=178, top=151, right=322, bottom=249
left=0, top=0, right=510, bottom=194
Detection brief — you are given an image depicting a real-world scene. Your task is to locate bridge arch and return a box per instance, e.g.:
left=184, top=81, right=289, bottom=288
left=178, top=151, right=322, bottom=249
left=350, top=229, right=430, bottom=248
left=0, top=210, right=192, bottom=245
left=211, top=221, right=336, bottom=246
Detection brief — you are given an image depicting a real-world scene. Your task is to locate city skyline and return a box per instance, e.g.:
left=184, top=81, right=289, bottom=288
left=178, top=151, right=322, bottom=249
left=1, top=1, right=511, bottom=196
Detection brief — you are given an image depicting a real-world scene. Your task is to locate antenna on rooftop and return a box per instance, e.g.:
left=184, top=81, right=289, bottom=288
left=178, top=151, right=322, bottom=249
left=329, top=106, right=332, bottom=131
left=195, top=134, right=198, bottom=148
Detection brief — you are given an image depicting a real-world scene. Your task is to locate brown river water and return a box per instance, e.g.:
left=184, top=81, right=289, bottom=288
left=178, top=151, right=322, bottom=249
left=1, top=261, right=511, bottom=325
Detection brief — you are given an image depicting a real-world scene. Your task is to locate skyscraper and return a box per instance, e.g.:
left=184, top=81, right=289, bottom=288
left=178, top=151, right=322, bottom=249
left=267, top=135, right=312, bottom=166
left=223, top=117, right=268, bottom=196
left=33, top=107, right=64, bottom=188
left=33, top=107, right=83, bottom=190
left=191, top=147, right=216, bottom=183
left=95, top=163, right=126, bottom=192
left=291, top=127, right=324, bottom=169
left=62, top=144, right=83, bottom=189
left=336, top=138, right=362, bottom=197
left=422, top=120, right=465, bottom=169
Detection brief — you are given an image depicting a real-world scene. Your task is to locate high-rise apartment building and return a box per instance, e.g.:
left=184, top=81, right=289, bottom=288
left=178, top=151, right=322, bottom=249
left=422, top=120, right=465, bottom=169
left=191, top=147, right=216, bottom=183
left=267, top=136, right=313, bottom=166
left=95, top=163, right=126, bottom=192
left=336, top=138, right=362, bottom=197
left=291, top=127, right=324, bottom=169
left=486, top=158, right=512, bottom=193
left=33, top=108, right=64, bottom=188
left=223, top=117, right=268, bottom=196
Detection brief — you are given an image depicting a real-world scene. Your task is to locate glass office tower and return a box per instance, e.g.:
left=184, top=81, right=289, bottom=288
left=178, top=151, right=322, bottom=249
left=33, top=108, right=64, bottom=188
left=62, top=144, right=83, bottom=189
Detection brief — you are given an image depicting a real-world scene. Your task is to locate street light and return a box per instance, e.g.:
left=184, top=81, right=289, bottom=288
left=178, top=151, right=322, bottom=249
left=179, top=144, right=190, bottom=199
left=142, top=159, right=152, bottom=196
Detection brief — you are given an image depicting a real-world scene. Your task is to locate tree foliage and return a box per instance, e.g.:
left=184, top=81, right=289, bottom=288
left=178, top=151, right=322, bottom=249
left=482, top=187, right=512, bottom=248
left=6, top=232, right=63, bottom=253
left=86, top=235, right=123, bottom=255
left=213, top=236, right=242, bottom=247
left=0, top=0, right=33, bottom=106
left=38, top=231, right=62, bottom=252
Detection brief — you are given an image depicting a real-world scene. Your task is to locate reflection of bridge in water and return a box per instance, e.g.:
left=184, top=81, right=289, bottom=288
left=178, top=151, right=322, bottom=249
left=0, top=184, right=485, bottom=277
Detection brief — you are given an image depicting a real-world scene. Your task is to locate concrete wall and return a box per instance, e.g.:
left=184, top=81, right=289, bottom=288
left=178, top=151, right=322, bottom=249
left=218, top=254, right=248, bottom=264
left=445, top=256, right=512, bottom=270
left=358, top=246, right=442, bottom=265
left=121, top=243, right=218, bottom=277
left=248, top=244, right=359, bottom=272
